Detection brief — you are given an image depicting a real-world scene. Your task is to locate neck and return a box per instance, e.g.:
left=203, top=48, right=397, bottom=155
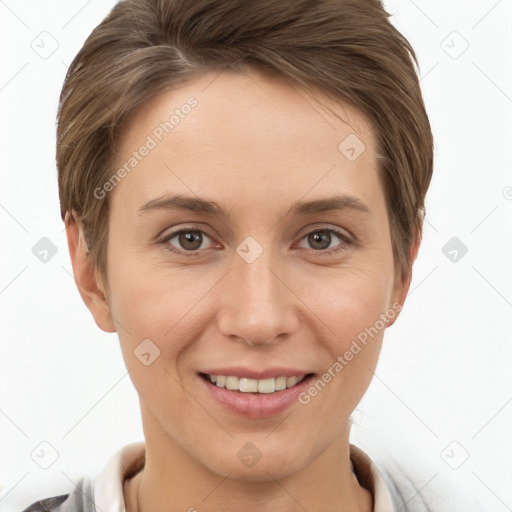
left=124, top=411, right=372, bottom=512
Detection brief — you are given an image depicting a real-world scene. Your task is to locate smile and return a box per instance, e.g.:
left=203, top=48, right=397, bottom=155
left=198, top=368, right=316, bottom=418
left=202, top=373, right=308, bottom=393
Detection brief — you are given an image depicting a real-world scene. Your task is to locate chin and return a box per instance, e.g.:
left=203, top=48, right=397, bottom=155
left=196, top=437, right=313, bottom=482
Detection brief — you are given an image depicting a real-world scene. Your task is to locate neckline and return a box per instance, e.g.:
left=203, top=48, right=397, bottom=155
left=93, top=442, right=396, bottom=512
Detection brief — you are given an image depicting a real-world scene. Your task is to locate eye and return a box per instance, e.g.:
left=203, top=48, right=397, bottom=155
left=162, top=228, right=217, bottom=256
left=297, top=228, right=352, bottom=255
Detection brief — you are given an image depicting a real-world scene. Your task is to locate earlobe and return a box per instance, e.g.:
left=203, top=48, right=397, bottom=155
left=65, top=211, right=116, bottom=333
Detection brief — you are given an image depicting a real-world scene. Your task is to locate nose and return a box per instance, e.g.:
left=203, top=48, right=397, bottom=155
left=216, top=245, right=299, bottom=347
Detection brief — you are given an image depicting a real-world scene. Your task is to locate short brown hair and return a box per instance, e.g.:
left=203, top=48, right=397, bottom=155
left=57, top=0, right=433, bottom=294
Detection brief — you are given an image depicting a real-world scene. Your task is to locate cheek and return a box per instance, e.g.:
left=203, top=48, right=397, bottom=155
left=305, top=267, right=392, bottom=393
left=107, top=262, right=216, bottom=378
left=310, top=264, right=394, bottom=336
left=298, top=292, right=386, bottom=430
left=108, top=272, right=196, bottom=415
left=110, top=273, right=183, bottom=345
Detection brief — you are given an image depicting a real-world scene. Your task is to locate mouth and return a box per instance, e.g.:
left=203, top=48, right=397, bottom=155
left=199, top=372, right=314, bottom=394
left=198, top=370, right=316, bottom=419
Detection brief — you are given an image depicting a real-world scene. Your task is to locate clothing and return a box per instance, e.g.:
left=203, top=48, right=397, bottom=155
left=18, top=442, right=485, bottom=512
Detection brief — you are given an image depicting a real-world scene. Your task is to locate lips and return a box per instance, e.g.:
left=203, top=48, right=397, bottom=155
left=197, top=368, right=316, bottom=418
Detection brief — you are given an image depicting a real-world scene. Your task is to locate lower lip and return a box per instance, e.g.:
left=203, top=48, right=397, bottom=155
left=198, top=374, right=315, bottom=419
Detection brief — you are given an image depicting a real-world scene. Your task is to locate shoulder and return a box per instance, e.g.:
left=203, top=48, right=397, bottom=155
left=20, top=494, right=69, bottom=512
left=18, top=476, right=94, bottom=512
left=18, top=442, right=145, bottom=512
left=374, top=452, right=487, bottom=512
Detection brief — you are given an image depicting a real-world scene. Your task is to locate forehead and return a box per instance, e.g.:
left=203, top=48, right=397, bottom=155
left=111, top=67, right=383, bottom=216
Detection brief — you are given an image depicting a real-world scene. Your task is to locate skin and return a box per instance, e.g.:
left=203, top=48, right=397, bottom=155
left=66, top=67, right=418, bottom=512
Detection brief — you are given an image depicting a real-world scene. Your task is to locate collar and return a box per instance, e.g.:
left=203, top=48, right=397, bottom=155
left=93, top=442, right=395, bottom=512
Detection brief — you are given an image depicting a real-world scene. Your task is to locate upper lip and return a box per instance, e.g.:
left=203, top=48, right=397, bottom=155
left=199, top=367, right=314, bottom=380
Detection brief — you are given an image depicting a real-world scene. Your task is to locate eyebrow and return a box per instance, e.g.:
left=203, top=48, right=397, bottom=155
left=138, top=193, right=371, bottom=218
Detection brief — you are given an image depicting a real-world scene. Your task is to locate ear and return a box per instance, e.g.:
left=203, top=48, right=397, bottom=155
left=65, top=211, right=116, bottom=333
left=387, top=233, right=421, bottom=328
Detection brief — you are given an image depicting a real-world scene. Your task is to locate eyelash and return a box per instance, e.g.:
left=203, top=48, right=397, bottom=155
left=160, top=226, right=353, bottom=258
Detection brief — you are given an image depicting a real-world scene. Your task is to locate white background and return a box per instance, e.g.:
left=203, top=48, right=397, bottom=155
left=0, top=1, right=511, bottom=510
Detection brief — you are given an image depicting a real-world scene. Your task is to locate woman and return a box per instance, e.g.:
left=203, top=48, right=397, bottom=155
left=21, top=0, right=485, bottom=510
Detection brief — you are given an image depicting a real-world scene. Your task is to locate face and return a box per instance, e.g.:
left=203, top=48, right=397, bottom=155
left=80, top=67, right=408, bottom=480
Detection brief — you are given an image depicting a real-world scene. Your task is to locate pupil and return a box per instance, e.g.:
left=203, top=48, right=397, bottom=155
left=311, top=231, right=330, bottom=250
left=181, top=231, right=201, bottom=250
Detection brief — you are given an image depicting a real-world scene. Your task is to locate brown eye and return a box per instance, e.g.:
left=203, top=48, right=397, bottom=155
left=308, top=230, right=332, bottom=250
left=297, top=228, right=352, bottom=255
left=163, top=229, right=214, bottom=255
left=177, top=231, right=203, bottom=251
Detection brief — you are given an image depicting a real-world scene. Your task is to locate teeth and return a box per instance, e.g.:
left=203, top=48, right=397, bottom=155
left=275, top=376, right=287, bottom=391
left=207, top=374, right=307, bottom=393
left=287, top=376, right=298, bottom=387
left=258, top=378, right=275, bottom=393
left=239, top=378, right=258, bottom=392
left=225, top=376, right=239, bottom=390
